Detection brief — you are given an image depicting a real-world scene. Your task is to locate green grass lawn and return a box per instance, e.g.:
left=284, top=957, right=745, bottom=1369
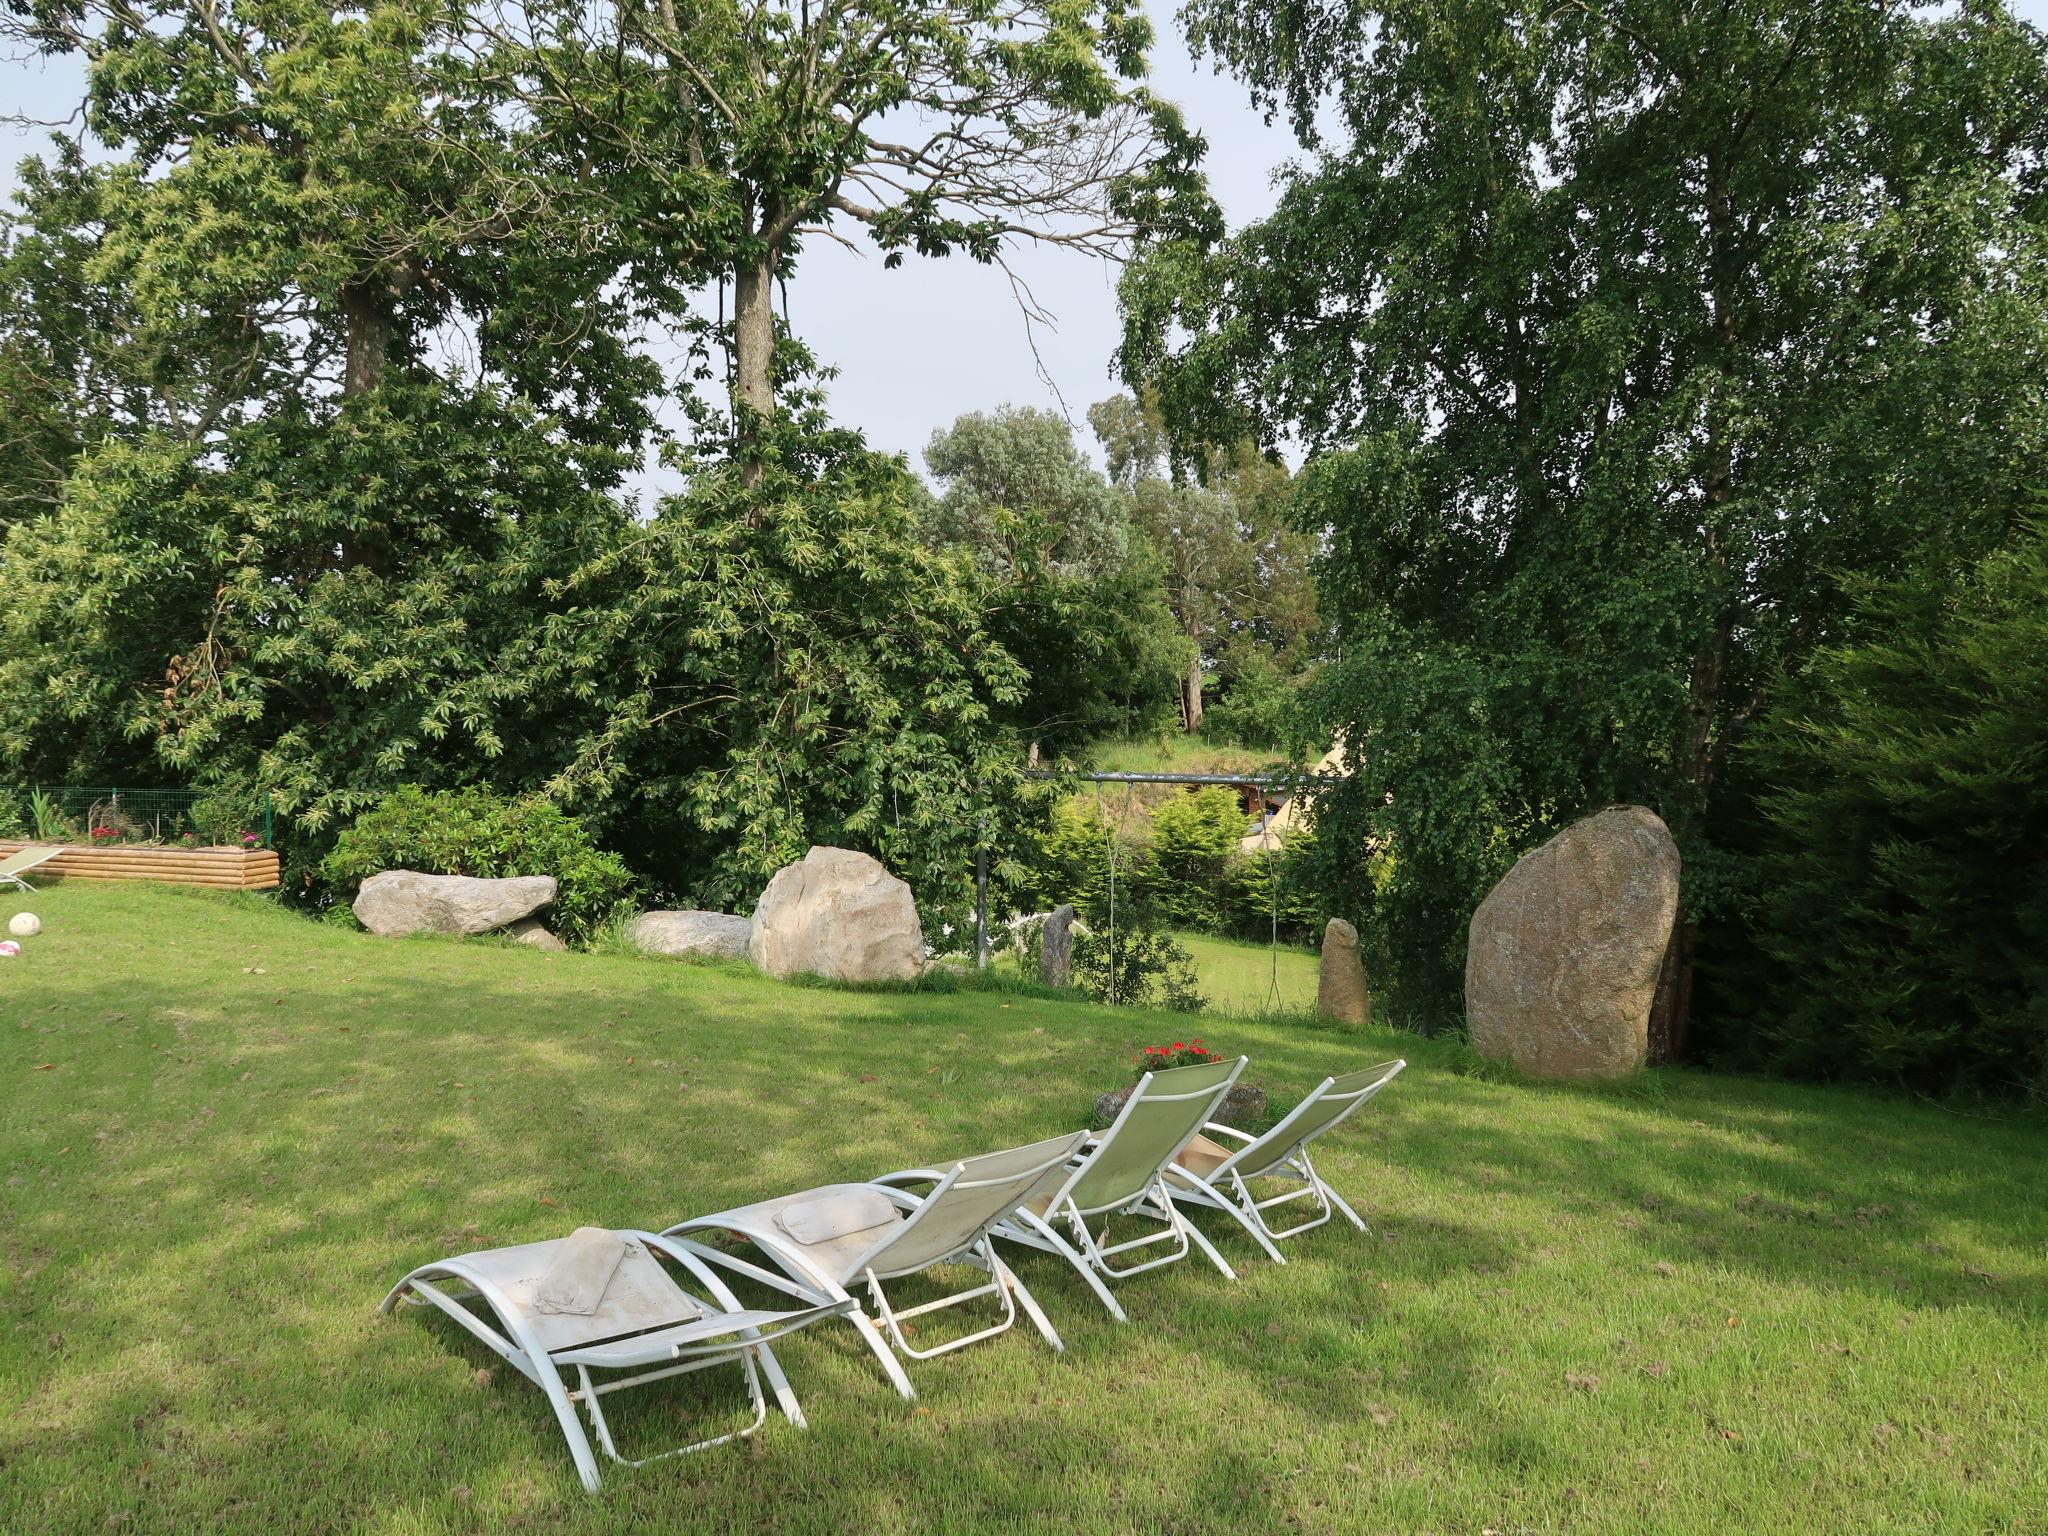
left=3, top=885, right=2045, bottom=1534
left=1082, top=733, right=1293, bottom=776
left=1177, top=930, right=1320, bottom=1017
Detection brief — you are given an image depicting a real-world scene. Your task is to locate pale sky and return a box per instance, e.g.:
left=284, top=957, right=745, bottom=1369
left=4, top=4, right=2042, bottom=485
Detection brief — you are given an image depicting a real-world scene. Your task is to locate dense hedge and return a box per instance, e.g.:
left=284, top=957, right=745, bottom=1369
left=1015, top=787, right=1326, bottom=944
left=1732, top=525, right=2048, bottom=1099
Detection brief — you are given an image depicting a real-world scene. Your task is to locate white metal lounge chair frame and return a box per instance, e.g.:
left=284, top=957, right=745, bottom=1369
left=994, top=1056, right=1258, bottom=1315
left=0, top=845, right=65, bottom=893
left=380, top=1228, right=852, bottom=1492
left=1166, top=1059, right=1406, bottom=1250
left=662, top=1132, right=1090, bottom=1402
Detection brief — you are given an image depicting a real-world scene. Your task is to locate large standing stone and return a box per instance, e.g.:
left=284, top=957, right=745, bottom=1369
left=631, top=910, right=751, bottom=961
left=1465, top=805, right=1681, bottom=1080
left=748, top=847, right=923, bottom=984
left=1040, top=904, right=1077, bottom=987
left=1316, top=917, right=1370, bottom=1025
left=353, top=870, right=557, bottom=937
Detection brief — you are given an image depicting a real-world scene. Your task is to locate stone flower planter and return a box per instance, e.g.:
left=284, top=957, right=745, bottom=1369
left=1092, top=1080, right=1267, bottom=1131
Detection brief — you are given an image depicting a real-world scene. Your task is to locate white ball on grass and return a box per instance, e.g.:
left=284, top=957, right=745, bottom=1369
left=0, top=940, right=19, bottom=958
left=8, top=912, right=40, bottom=938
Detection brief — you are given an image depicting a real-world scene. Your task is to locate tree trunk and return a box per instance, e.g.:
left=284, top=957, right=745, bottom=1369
left=1181, top=653, right=1204, bottom=732
left=342, top=281, right=393, bottom=399
left=339, top=280, right=397, bottom=573
left=1648, top=917, right=1695, bottom=1062
left=732, top=248, right=777, bottom=486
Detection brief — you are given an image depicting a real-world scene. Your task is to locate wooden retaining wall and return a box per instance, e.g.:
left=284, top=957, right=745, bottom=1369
left=0, top=841, right=280, bottom=891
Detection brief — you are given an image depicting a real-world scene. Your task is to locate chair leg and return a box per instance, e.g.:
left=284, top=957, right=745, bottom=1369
left=1175, top=1168, right=1289, bottom=1266
left=849, top=1307, right=920, bottom=1401
left=1176, top=1206, right=1239, bottom=1282
left=1323, top=1181, right=1370, bottom=1233
left=1005, top=1209, right=1130, bottom=1323
left=751, top=1337, right=808, bottom=1428
left=542, top=1363, right=605, bottom=1493
left=574, top=1353, right=770, bottom=1469
left=991, top=1249, right=1064, bottom=1353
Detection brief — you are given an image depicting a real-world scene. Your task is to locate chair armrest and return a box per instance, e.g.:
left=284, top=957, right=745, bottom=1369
left=1197, top=1122, right=1259, bottom=1146
left=868, top=1167, right=946, bottom=1189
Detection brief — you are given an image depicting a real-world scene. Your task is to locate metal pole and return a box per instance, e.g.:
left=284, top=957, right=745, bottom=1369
left=1021, top=769, right=1341, bottom=789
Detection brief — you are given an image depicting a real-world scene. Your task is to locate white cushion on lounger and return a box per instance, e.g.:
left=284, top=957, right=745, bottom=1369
left=774, top=1189, right=901, bottom=1247
left=534, top=1226, right=632, bottom=1316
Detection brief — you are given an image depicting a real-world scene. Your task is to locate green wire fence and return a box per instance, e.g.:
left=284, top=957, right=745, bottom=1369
left=0, top=787, right=273, bottom=849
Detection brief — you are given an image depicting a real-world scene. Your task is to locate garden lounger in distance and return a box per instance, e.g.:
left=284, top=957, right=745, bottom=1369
left=661, top=1131, right=1089, bottom=1401
left=0, top=845, right=66, bottom=893
left=1166, top=1059, right=1407, bottom=1258
left=993, top=1056, right=1253, bottom=1318
left=381, top=1226, right=853, bottom=1492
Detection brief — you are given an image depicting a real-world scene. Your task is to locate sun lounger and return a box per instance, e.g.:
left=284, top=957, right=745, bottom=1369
left=661, top=1131, right=1089, bottom=1400
left=381, top=1226, right=852, bottom=1491
left=1166, top=1060, right=1406, bottom=1251
left=0, top=845, right=65, bottom=893
left=994, top=1057, right=1252, bottom=1314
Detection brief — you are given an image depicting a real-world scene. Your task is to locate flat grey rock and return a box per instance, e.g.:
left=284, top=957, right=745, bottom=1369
left=507, top=918, right=567, bottom=952
left=353, top=870, right=557, bottom=937
left=631, top=910, right=751, bottom=960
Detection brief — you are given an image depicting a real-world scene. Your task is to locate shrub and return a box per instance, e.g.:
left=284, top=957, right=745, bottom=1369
left=1072, top=922, right=1205, bottom=1012
left=1201, top=653, right=1307, bottom=752
left=1736, top=524, right=2048, bottom=1098
left=1222, top=832, right=1325, bottom=943
left=320, top=786, right=639, bottom=945
left=1147, top=785, right=1246, bottom=928
left=1023, top=793, right=1150, bottom=923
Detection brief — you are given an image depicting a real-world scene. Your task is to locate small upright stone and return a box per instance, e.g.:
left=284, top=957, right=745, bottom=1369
left=1317, top=917, right=1370, bottom=1025
left=506, top=918, right=567, bottom=952
left=1040, top=903, right=1077, bottom=987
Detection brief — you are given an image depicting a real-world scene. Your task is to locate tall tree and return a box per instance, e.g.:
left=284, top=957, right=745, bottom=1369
left=922, top=404, right=1183, bottom=752
left=1122, top=0, right=2048, bottom=1037
left=1738, top=519, right=2048, bottom=1099
left=1090, top=390, right=1316, bottom=732
left=502, top=0, right=1214, bottom=477
left=0, top=0, right=1032, bottom=917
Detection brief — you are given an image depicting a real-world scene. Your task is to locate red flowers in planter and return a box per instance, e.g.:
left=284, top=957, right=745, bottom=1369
left=1135, top=1040, right=1222, bottom=1074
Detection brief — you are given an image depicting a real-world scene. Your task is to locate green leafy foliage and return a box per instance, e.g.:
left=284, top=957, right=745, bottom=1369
left=922, top=407, right=1184, bottom=751
left=1072, top=922, right=1206, bottom=1013
left=0, top=0, right=1179, bottom=943
left=1223, top=836, right=1324, bottom=945
left=1126, top=0, right=2048, bottom=1033
left=1202, top=652, right=1309, bottom=753
left=1147, top=786, right=1247, bottom=928
left=319, top=786, right=639, bottom=945
left=1734, top=524, right=2048, bottom=1098
left=1090, top=390, right=1320, bottom=734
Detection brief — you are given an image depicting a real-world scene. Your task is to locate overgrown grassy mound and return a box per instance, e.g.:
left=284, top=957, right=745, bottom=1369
left=1, top=886, right=2043, bottom=1533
